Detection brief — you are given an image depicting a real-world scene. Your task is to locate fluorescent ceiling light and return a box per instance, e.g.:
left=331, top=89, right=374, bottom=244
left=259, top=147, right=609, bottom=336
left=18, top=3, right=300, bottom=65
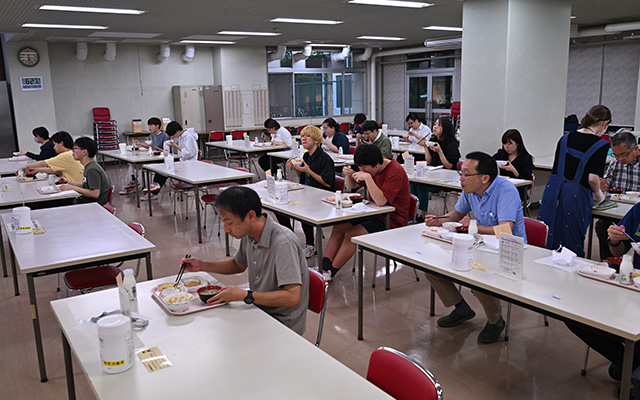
left=22, top=23, right=107, bottom=29
left=310, top=44, right=348, bottom=47
left=348, top=0, right=432, bottom=8
left=570, top=16, right=576, bottom=19
left=180, top=40, right=235, bottom=45
left=357, top=35, right=405, bottom=41
left=423, top=26, right=463, bottom=32
left=39, top=5, right=145, bottom=15
left=270, top=18, right=343, bottom=25
left=218, top=31, right=281, bottom=36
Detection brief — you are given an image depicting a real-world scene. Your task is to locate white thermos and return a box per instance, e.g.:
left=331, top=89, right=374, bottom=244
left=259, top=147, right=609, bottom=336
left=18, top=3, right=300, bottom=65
left=97, top=314, right=134, bottom=374
left=451, top=233, right=475, bottom=271
left=13, top=206, right=32, bottom=235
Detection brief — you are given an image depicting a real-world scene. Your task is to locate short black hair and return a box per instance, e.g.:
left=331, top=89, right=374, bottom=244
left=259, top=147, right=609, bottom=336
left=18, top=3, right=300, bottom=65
left=147, top=117, right=161, bottom=128
left=166, top=121, right=183, bottom=137
left=354, top=144, right=384, bottom=167
left=51, top=131, right=74, bottom=149
left=465, top=151, right=498, bottom=183
left=32, top=127, right=49, bottom=140
left=405, top=113, right=420, bottom=123
left=611, top=131, right=637, bottom=149
left=361, top=120, right=379, bottom=133
left=216, top=186, right=262, bottom=220
left=74, top=136, right=98, bottom=158
left=264, top=118, right=281, bottom=130
left=353, top=113, right=367, bottom=125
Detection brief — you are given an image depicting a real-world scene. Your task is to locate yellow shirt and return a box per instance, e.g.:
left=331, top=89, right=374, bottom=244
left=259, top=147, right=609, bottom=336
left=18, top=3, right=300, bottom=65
left=45, top=150, right=84, bottom=183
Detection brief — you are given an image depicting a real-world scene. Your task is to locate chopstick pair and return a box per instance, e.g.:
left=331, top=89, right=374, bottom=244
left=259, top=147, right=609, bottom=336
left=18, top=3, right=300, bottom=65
left=174, top=254, right=191, bottom=287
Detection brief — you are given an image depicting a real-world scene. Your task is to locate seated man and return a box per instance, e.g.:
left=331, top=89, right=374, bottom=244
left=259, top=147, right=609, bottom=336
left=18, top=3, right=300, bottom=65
left=595, top=131, right=640, bottom=260
left=60, top=137, right=111, bottom=205
left=258, top=118, right=293, bottom=175
left=565, top=206, right=640, bottom=389
left=165, top=121, right=198, bottom=161
left=356, top=120, right=392, bottom=159
left=22, top=131, right=84, bottom=183
left=424, top=151, right=526, bottom=344
left=321, top=117, right=350, bottom=154
left=404, top=113, right=432, bottom=144
left=350, top=113, right=367, bottom=137
left=18, top=126, right=56, bottom=161
left=182, top=186, right=309, bottom=335
left=323, top=144, right=411, bottom=281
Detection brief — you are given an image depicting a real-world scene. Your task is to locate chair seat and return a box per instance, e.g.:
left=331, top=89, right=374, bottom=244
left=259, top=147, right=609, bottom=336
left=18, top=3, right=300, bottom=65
left=64, top=265, right=121, bottom=290
left=227, top=155, right=248, bottom=160
left=201, top=194, right=218, bottom=203
left=171, top=182, right=196, bottom=191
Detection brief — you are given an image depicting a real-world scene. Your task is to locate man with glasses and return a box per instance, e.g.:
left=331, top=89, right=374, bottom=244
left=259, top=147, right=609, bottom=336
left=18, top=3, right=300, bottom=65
left=424, top=151, right=526, bottom=344
left=403, top=113, right=432, bottom=145
left=595, top=131, right=640, bottom=260
left=59, top=137, right=111, bottom=205
left=356, top=120, right=392, bottom=159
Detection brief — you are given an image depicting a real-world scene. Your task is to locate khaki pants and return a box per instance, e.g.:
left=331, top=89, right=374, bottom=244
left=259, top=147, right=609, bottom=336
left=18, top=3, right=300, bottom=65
left=426, top=273, right=502, bottom=324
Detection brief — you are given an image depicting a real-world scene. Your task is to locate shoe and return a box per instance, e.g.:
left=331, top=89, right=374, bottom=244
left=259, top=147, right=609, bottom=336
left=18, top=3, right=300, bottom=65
left=322, top=270, right=333, bottom=282
left=437, top=308, right=476, bottom=328
left=124, top=180, right=137, bottom=189
left=142, top=183, right=160, bottom=193
left=610, top=363, right=622, bottom=382
left=118, top=187, right=135, bottom=195
left=303, top=245, right=316, bottom=258
left=477, top=318, right=506, bottom=344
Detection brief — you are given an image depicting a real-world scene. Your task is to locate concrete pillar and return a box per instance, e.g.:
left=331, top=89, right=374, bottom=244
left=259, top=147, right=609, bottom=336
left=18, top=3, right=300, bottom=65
left=460, top=0, right=572, bottom=157
left=635, top=65, right=640, bottom=131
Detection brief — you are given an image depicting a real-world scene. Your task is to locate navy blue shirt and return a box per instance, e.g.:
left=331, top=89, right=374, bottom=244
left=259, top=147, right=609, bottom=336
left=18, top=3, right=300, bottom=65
left=329, top=131, right=350, bottom=155
left=618, top=202, right=640, bottom=269
left=299, top=147, right=335, bottom=191
left=26, top=140, right=56, bottom=161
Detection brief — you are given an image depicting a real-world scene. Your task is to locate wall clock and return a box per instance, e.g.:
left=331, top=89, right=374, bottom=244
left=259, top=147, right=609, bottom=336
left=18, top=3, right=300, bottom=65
left=18, top=47, right=39, bottom=67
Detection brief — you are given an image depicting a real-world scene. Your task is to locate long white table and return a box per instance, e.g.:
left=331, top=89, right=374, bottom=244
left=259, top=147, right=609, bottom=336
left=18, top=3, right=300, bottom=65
left=1, top=202, right=155, bottom=383
left=267, top=149, right=355, bottom=167
left=51, top=272, right=392, bottom=400
left=352, top=224, right=640, bottom=400
left=408, top=168, right=532, bottom=190
left=99, top=149, right=179, bottom=208
left=206, top=140, right=289, bottom=173
left=391, top=143, right=426, bottom=155
left=143, top=161, right=255, bottom=243
left=534, top=154, right=613, bottom=171
left=0, top=157, right=30, bottom=176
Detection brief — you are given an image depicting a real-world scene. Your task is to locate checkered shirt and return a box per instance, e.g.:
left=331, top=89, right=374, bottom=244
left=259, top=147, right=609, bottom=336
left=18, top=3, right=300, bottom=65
left=605, top=158, right=640, bottom=192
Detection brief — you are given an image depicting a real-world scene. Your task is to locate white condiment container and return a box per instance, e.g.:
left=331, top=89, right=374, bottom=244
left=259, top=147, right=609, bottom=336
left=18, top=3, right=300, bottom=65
left=97, top=314, right=134, bottom=374
left=335, top=190, right=343, bottom=209
left=404, top=155, right=415, bottom=178
left=619, top=254, right=634, bottom=285
left=452, top=233, right=475, bottom=271
left=274, top=181, right=288, bottom=204
left=163, top=151, right=174, bottom=172
left=13, top=206, right=32, bottom=235
left=122, top=269, right=138, bottom=314
left=226, top=135, right=233, bottom=145
left=416, top=161, right=428, bottom=179
left=118, top=143, right=126, bottom=154
left=468, top=219, right=478, bottom=241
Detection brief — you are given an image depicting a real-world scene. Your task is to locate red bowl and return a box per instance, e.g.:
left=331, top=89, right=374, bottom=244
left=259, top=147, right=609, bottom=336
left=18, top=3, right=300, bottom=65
left=456, top=225, right=469, bottom=233
left=606, top=257, right=622, bottom=272
left=197, top=285, right=223, bottom=303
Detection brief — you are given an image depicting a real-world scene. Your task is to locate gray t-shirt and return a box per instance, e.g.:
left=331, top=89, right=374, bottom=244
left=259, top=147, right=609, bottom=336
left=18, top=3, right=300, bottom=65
left=152, top=131, right=168, bottom=149
left=79, top=160, right=111, bottom=205
left=234, top=215, right=309, bottom=334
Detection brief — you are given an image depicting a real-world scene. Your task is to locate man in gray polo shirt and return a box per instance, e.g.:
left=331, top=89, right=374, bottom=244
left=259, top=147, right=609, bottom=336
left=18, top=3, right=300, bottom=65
left=183, top=186, right=309, bottom=334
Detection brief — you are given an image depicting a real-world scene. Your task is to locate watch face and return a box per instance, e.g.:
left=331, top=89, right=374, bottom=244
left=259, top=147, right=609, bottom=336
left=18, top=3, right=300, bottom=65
left=18, top=47, right=39, bottom=67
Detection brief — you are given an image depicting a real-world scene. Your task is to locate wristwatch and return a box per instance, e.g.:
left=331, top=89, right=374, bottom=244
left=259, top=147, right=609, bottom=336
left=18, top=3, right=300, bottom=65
left=607, top=237, right=623, bottom=247
left=243, top=290, right=254, bottom=304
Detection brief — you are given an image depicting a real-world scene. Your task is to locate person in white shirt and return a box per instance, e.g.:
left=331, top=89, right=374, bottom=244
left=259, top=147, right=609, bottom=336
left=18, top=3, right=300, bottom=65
left=258, top=118, right=292, bottom=175
left=166, top=121, right=199, bottom=161
left=404, top=113, right=432, bottom=144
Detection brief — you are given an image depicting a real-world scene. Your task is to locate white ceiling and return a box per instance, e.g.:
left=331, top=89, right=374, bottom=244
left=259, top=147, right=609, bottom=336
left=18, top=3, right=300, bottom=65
left=1, top=0, right=639, bottom=49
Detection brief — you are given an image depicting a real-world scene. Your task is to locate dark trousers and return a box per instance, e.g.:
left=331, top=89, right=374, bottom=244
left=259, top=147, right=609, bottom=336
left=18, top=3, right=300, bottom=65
left=566, top=321, right=640, bottom=370
left=258, top=154, right=279, bottom=176
left=276, top=213, right=315, bottom=246
left=154, top=174, right=168, bottom=187
left=595, top=217, right=620, bottom=261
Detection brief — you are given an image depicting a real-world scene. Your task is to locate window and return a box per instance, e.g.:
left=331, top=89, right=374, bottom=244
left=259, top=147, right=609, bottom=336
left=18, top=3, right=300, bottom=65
left=268, top=51, right=365, bottom=118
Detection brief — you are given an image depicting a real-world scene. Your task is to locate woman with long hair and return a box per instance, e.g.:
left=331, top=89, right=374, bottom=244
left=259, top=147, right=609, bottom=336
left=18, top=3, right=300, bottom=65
left=492, top=129, right=534, bottom=201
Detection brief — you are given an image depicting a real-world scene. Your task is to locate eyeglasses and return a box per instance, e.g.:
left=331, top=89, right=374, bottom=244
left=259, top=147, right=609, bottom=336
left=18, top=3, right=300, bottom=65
left=613, top=151, right=631, bottom=160
left=457, top=171, right=483, bottom=178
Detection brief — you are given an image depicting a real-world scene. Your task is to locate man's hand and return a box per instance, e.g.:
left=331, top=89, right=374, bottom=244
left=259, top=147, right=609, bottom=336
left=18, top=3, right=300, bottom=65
left=428, top=142, right=442, bottom=154
left=351, top=171, right=371, bottom=183
left=600, top=177, right=609, bottom=192
left=293, top=159, right=311, bottom=174
left=424, top=215, right=443, bottom=226
left=17, top=151, right=27, bottom=156
left=59, top=183, right=73, bottom=191
left=342, top=166, right=354, bottom=178
left=208, top=286, right=244, bottom=305
left=183, top=257, right=204, bottom=272
left=607, top=224, right=628, bottom=244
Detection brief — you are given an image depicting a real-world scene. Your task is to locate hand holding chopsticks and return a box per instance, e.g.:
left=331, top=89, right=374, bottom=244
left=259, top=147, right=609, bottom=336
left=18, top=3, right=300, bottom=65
left=174, top=253, right=191, bottom=287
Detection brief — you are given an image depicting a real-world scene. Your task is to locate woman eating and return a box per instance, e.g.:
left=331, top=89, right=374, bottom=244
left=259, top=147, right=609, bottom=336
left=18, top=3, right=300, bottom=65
left=492, top=129, right=534, bottom=201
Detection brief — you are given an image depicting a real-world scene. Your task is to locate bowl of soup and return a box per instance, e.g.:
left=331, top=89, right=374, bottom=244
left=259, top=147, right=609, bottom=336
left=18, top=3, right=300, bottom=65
left=197, top=285, right=223, bottom=304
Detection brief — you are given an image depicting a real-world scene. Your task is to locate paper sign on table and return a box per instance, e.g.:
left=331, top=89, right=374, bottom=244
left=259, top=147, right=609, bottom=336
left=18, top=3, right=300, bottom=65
left=498, top=233, right=524, bottom=281
left=137, top=346, right=172, bottom=372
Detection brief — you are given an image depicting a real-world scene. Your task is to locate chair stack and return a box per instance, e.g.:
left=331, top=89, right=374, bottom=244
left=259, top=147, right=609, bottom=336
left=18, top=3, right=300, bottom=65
left=92, top=107, right=118, bottom=151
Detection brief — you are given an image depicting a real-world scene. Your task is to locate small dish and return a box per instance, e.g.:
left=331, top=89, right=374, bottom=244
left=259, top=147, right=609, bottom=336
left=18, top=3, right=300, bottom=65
left=496, top=160, right=509, bottom=166
left=606, top=256, right=622, bottom=271
left=13, top=152, right=20, bottom=156
left=153, top=151, right=162, bottom=156
left=181, top=276, right=209, bottom=292
left=631, top=242, right=640, bottom=255
left=607, top=188, right=623, bottom=194
left=579, top=264, right=616, bottom=278
left=442, top=222, right=462, bottom=232
left=291, top=158, right=303, bottom=166
left=626, top=191, right=640, bottom=197
left=456, top=225, right=469, bottom=234
left=162, top=292, right=194, bottom=312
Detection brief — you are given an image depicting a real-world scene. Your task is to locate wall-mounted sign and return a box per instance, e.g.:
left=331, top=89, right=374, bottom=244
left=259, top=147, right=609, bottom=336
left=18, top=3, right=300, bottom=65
left=20, top=76, right=44, bottom=91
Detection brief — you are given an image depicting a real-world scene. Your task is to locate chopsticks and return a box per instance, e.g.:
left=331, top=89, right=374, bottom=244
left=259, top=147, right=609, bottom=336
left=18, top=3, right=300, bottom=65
left=174, top=254, right=191, bottom=287
left=612, top=223, right=635, bottom=242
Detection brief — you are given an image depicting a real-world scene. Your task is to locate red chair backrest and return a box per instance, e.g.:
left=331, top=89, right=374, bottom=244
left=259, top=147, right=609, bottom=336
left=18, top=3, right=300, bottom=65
left=308, top=268, right=326, bottom=314
left=209, top=131, right=224, bottom=141
left=335, top=176, right=345, bottom=192
left=450, top=101, right=461, bottom=116
left=456, top=161, right=463, bottom=171
left=231, top=130, right=244, bottom=139
left=349, top=146, right=357, bottom=155
left=298, top=126, right=305, bottom=134
left=367, top=347, right=441, bottom=400
left=127, top=222, right=145, bottom=237
left=108, top=184, right=115, bottom=204
left=92, top=107, right=111, bottom=121
left=103, top=204, right=116, bottom=215
left=235, top=168, right=250, bottom=185
left=409, top=195, right=418, bottom=223
left=524, top=218, right=547, bottom=247
left=339, top=122, right=351, bottom=132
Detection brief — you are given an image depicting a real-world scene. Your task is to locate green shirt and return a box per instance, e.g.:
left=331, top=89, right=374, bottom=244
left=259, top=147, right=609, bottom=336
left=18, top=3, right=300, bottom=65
left=373, top=132, right=393, bottom=158
left=78, top=160, right=111, bottom=205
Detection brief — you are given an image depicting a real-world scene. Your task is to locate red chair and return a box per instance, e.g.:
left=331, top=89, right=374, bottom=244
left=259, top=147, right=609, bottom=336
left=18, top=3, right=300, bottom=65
left=601, top=134, right=611, bottom=143
left=335, top=176, right=345, bottom=192
left=209, top=131, right=224, bottom=141
left=107, top=184, right=115, bottom=206
left=224, top=131, right=250, bottom=168
left=456, top=160, right=463, bottom=171
left=441, top=101, right=461, bottom=130
left=349, top=146, right=357, bottom=155
left=202, top=168, right=250, bottom=234
left=103, top=204, right=116, bottom=215
left=231, top=130, right=244, bottom=139
left=297, top=126, right=305, bottom=134
left=63, top=222, right=146, bottom=295
left=170, top=180, right=197, bottom=219
left=308, top=268, right=329, bottom=346
left=367, top=347, right=443, bottom=400
left=339, top=122, right=351, bottom=132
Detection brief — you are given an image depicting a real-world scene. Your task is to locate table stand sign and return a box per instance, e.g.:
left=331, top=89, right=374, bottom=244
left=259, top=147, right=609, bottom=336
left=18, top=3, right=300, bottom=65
left=163, top=151, right=174, bottom=172
left=267, top=175, right=276, bottom=200
left=404, top=155, right=415, bottom=178
left=498, top=233, right=525, bottom=281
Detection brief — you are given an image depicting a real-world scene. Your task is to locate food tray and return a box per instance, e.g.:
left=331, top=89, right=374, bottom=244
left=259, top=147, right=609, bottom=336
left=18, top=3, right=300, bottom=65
left=9, top=156, right=30, bottom=162
left=18, top=176, right=47, bottom=182
left=609, top=194, right=640, bottom=205
left=577, top=271, right=640, bottom=292
left=421, top=228, right=483, bottom=245
left=37, top=185, right=61, bottom=194
left=253, top=142, right=272, bottom=147
left=321, top=195, right=362, bottom=207
left=263, top=182, right=304, bottom=191
left=152, top=273, right=227, bottom=316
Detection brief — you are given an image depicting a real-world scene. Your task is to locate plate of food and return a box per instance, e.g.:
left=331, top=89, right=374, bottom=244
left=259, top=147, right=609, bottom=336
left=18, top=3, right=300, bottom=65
left=321, top=196, right=353, bottom=207
left=442, top=221, right=462, bottom=232
left=263, top=181, right=304, bottom=191
left=180, top=275, right=209, bottom=292
left=290, top=158, right=303, bottom=166
left=254, top=142, right=273, bottom=147
left=626, top=191, right=640, bottom=197
left=37, top=185, right=61, bottom=195
left=155, top=282, right=188, bottom=297
left=421, top=226, right=448, bottom=239
left=578, top=264, right=616, bottom=278
left=152, top=274, right=227, bottom=315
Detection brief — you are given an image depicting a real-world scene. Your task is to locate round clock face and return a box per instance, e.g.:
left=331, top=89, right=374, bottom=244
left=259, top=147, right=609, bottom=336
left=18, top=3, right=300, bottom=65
left=18, top=47, right=39, bottom=67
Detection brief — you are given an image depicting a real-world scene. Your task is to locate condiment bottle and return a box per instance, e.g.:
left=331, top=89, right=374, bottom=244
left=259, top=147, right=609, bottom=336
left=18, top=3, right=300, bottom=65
left=619, top=254, right=634, bottom=285
left=276, top=168, right=283, bottom=182
left=468, top=219, right=478, bottom=241
left=335, top=190, right=342, bottom=209
left=148, top=145, right=153, bottom=157
left=122, top=269, right=138, bottom=314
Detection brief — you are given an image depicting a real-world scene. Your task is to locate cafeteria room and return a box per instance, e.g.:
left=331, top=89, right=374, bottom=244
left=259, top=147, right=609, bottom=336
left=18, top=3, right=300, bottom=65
left=1, top=0, right=640, bottom=399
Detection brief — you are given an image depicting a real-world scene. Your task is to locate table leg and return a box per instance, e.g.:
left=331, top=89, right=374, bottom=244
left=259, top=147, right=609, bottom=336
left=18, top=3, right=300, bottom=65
left=587, top=218, right=594, bottom=259
left=146, top=169, right=153, bottom=217
left=316, top=226, right=324, bottom=272
left=11, top=249, right=19, bottom=296
left=145, top=252, right=153, bottom=280
left=225, top=232, right=230, bottom=257
left=28, top=273, right=48, bottom=382
left=1, top=223, right=7, bottom=277
left=196, top=187, right=203, bottom=244
left=429, top=286, right=436, bottom=316
left=62, top=332, right=76, bottom=400
left=357, top=245, right=364, bottom=341
left=384, top=214, right=391, bottom=290
left=134, top=164, right=140, bottom=208
left=619, top=339, right=635, bottom=400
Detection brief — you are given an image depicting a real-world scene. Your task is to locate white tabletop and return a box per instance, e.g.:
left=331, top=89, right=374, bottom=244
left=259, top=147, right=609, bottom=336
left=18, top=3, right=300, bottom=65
left=0, top=157, right=30, bottom=176
left=593, top=201, right=634, bottom=219
left=386, top=129, right=408, bottom=137
left=143, top=161, right=255, bottom=185
left=352, top=224, right=640, bottom=340
left=1, top=202, right=155, bottom=274
left=534, top=154, right=613, bottom=170
left=391, top=143, right=426, bottom=155
left=267, top=149, right=355, bottom=167
left=50, top=273, right=392, bottom=400
left=293, top=135, right=357, bottom=144
left=99, top=149, right=178, bottom=163
left=0, top=176, right=79, bottom=208
left=243, top=181, right=395, bottom=226
left=206, top=140, right=289, bottom=153
left=408, top=168, right=531, bottom=190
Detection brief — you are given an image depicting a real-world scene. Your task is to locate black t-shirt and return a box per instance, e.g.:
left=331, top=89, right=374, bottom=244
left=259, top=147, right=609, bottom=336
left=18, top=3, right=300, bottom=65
left=300, top=147, right=335, bottom=191
left=551, top=131, right=609, bottom=190
left=493, top=150, right=534, bottom=180
left=428, top=138, right=460, bottom=169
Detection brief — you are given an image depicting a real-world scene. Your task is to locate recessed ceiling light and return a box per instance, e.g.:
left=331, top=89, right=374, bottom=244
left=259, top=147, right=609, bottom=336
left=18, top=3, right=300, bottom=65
left=270, top=18, right=343, bottom=25
left=22, top=23, right=108, bottom=29
left=570, top=16, right=577, bottom=19
left=357, top=35, right=405, bottom=41
left=348, top=0, right=432, bottom=8
left=39, top=5, right=145, bottom=15
left=180, top=40, right=235, bottom=45
left=423, top=26, right=463, bottom=32
left=310, top=44, right=349, bottom=47
left=218, top=31, right=281, bottom=36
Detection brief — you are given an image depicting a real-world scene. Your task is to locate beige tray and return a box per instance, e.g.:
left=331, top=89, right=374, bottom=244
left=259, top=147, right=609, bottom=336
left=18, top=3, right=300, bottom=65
left=18, top=176, right=47, bottom=182
left=152, top=273, right=227, bottom=316
left=577, top=271, right=640, bottom=293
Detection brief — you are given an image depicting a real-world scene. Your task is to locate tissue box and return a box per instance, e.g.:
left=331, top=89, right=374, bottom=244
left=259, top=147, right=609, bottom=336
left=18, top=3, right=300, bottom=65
left=132, top=119, right=143, bottom=133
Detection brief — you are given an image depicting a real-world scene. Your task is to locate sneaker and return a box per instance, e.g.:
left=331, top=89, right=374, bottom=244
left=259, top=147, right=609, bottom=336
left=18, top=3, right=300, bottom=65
left=124, top=180, right=137, bottom=189
left=142, top=182, right=161, bottom=193
left=477, top=317, right=506, bottom=344
left=118, top=187, right=135, bottom=195
left=303, top=245, right=316, bottom=258
left=322, top=270, right=333, bottom=282
left=141, top=193, right=158, bottom=201
left=437, top=308, right=476, bottom=328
